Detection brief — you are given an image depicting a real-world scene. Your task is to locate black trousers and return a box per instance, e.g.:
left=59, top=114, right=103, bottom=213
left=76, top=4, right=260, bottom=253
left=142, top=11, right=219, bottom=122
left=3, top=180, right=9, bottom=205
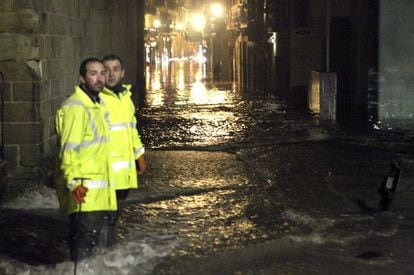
left=99, top=189, right=130, bottom=247
left=69, top=211, right=105, bottom=262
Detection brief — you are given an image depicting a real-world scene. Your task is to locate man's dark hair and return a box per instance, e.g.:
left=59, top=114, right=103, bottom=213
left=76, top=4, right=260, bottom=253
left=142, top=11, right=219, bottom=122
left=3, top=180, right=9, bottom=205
left=79, top=57, right=102, bottom=77
left=102, top=54, right=124, bottom=69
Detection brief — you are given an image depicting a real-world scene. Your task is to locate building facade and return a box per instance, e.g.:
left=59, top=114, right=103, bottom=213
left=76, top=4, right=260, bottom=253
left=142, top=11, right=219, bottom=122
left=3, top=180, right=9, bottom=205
left=226, top=0, right=379, bottom=124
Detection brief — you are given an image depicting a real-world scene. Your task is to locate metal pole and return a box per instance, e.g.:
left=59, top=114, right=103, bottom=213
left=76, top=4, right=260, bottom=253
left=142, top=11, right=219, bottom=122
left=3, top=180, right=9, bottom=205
left=326, top=0, right=330, bottom=72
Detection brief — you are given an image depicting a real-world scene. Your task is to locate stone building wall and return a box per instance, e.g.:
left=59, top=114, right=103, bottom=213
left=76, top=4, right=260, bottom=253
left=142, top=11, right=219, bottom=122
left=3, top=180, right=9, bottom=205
left=0, top=0, right=143, bottom=199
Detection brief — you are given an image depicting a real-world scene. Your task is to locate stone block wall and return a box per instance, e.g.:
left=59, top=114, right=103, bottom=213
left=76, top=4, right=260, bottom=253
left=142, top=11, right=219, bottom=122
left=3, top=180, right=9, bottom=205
left=0, top=0, right=143, bottom=199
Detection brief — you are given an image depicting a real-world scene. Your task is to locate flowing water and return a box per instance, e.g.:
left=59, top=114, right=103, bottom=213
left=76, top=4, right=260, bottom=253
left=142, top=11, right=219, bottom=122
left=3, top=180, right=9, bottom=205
left=1, top=59, right=412, bottom=274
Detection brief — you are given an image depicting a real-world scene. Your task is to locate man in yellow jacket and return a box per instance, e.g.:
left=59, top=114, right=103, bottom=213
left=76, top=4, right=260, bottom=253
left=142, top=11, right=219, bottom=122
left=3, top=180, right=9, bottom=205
left=55, top=58, right=117, bottom=261
left=100, top=54, right=146, bottom=246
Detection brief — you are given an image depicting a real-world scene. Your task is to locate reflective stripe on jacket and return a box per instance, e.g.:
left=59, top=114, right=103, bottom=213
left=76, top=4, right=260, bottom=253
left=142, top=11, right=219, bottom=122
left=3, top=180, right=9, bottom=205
left=101, top=85, right=145, bottom=190
left=55, top=86, right=117, bottom=214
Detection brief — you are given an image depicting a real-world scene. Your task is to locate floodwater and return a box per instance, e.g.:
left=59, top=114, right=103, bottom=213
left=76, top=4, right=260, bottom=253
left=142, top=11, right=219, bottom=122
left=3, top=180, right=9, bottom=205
left=1, top=59, right=413, bottom=274
left=139, top=60, right=318, bottom=149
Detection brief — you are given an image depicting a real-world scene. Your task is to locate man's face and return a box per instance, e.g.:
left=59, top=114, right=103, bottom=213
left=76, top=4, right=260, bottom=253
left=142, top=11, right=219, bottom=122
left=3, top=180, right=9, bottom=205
left=103, top=59, right=125, bottom=88
left=80, top=61, right=106, bottom=93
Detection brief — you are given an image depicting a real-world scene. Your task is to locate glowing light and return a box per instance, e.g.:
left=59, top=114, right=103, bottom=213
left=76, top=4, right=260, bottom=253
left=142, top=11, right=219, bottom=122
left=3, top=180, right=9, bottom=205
left=192, top=45, right=207, bottom=64
left=152, top=78, right=162, bottom=92
left=191, top=13, right=205, bottom=31
left=145, top=66, right=165, bottom=106
left=154, top=19, right=161, bottom=28
left=188, top=68, right=227, bottom=105
left=210, top=3, right=224, bottom=18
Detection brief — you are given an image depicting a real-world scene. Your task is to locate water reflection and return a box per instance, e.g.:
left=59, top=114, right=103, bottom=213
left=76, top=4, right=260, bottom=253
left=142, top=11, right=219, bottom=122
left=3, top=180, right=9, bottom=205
left=140, top=60, right=301, bottom=149
left=177, top=62, right=185, bottom=91
left=145, top=59, right=231, bottom=106
left=141, top=59, right=248, bottom=148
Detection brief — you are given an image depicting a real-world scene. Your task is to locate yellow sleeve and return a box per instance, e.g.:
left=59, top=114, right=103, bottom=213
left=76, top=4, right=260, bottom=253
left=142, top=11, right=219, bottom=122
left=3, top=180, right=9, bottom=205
left=129, top=99, right=145, bottom=159
left=56, top=105, right=88, bottom=191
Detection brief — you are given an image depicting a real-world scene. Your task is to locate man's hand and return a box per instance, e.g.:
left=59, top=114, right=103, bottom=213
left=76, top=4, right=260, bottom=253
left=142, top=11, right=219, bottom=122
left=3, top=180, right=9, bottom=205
left=71, top=185, right=88, bottom=204
left=136, top=155, right=146, bottom=175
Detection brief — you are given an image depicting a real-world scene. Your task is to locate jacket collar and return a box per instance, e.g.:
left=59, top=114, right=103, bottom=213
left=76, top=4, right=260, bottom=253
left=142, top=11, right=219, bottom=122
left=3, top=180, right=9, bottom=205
left=103, top=84, right=132, bottom=97
left=74, top=85, right=103, bottom=107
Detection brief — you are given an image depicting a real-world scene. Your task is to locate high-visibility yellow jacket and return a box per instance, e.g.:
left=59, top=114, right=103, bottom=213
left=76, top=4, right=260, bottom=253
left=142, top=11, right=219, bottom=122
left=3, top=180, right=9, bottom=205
left=55, top=86, right=117, bottom=214
left=100, top=85, right=145, bottom=190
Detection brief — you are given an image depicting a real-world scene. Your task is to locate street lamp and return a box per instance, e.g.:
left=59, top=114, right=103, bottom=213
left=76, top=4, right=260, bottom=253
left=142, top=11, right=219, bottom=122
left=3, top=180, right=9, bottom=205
left=210, top=3, right=224, bottom=18
left=206, top=3, right=226, bottom=81
left=153, top=19, right=161, bottom=29
left=191, top=13, right=206, bottom=31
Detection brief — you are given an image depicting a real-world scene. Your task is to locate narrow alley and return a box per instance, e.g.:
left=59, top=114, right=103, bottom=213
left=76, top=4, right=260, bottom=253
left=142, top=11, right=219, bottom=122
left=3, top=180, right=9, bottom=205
left=1, top=1, right=414, bottom=274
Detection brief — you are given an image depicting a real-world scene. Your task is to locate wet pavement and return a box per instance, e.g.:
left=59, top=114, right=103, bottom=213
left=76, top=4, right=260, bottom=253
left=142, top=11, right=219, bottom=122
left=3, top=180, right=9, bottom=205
left=1, top=60, right=414, bottom=274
